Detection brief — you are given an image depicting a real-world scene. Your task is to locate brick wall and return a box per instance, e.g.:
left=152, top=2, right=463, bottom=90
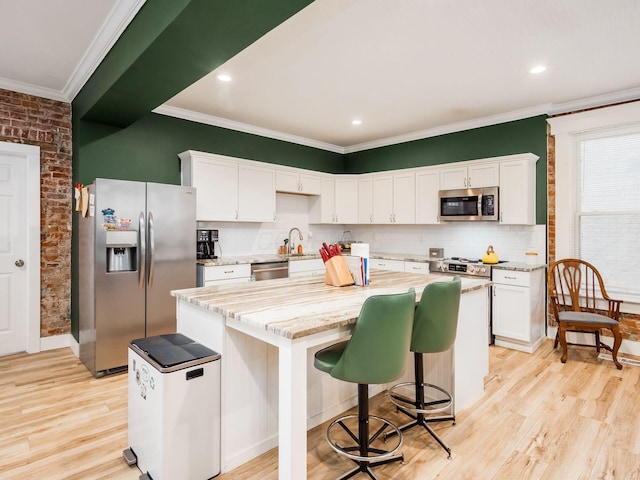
left=0, top=88, right=72, bottom=337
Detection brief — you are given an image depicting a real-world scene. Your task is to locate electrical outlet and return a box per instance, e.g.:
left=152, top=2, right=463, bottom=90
left=307, top=231, right=313, bottom=239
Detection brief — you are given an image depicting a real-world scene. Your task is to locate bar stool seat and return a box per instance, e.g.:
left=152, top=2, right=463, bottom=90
left=314, top=289, right=415, bottom=480
left=386, top=276, right=461, bottom=459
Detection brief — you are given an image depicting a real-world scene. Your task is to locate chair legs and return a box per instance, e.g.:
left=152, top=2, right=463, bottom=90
left=386, top=353, right=455, bottom=458
left=326, top=384, right=404, bottom=480
left=555, top=324, right=623, bottom=370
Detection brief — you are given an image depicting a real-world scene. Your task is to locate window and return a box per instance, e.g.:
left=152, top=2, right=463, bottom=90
left=577, top=128, right=640, bottom=297
left=549, top=101, right=640, bottom=311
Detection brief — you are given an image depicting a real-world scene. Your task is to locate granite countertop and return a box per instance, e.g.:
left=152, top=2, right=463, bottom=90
left=197, top=251, right=546, bottom=272
left=172, top=270, right=491, bottom=340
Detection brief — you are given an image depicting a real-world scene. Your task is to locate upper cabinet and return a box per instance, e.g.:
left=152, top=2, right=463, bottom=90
left=378, top=172, right=415, bottom=224
left=275, top=167, right=322, bottom=195
left=499, top=156, right=537, bottom=225
left=180, top=151, right=275, bottom=222
left=360, top=171, right=415, bottom=224
left=415, top=167, right=440, bottom=224
left=310, top=175, right=358, bottom=224
left=440, top=162, right=499, bottom=190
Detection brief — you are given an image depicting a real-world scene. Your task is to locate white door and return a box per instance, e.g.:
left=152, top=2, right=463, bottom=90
left=0, top=143, right=39, bottom=356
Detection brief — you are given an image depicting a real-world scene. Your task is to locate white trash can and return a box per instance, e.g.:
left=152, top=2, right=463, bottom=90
left=123, top=333, right=221, bottom=480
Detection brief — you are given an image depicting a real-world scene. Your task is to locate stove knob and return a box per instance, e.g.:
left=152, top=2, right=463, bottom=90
left=480, top=267, right=487, bottom=274
left=469, top=266, right=476, bottom=273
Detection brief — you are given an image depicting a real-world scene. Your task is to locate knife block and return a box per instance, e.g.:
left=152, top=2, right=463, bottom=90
left=325, top=256, right=355, bottom=287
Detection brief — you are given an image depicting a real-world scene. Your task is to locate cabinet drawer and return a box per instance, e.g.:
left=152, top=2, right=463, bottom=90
left=404, top=261, right=430, bottom=274
left=369, top=259, right=405, bottom=272
left=204, top=264, right=251, bottom=281
left=492, top=269, right=530, bottom=287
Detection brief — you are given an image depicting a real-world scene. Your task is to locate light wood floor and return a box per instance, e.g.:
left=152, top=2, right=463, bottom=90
left=1, top=340, right=638, bottom=480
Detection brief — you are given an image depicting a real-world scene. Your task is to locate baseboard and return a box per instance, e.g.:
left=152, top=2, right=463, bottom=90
left=546, top=327, right=640, bottom=357
left=38, top=334, right=80, bottom=357
left=222, top=435, right=279, bottom=473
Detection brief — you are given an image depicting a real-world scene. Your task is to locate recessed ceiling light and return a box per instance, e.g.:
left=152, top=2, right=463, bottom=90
left=217, top=74, right=232, bottom=82
left=529, top=65, right=546, bottom=74
left=352, top=119, right=362, bottom=125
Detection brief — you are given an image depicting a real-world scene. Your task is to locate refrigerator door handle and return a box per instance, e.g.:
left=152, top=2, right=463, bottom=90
left=138, top=212, right=146, bottom=288
left=148, top=211, right=155, bottom=287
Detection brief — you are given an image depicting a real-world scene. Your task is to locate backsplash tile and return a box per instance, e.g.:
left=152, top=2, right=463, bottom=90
left=198, top=192, right=546, bottom=263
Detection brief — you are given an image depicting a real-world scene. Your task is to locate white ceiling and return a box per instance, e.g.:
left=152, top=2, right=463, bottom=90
left=3, top=0, right=640, bottom=153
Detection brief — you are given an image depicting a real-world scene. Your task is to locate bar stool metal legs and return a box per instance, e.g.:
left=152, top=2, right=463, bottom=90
left=386, top=352, right=455, bottom=459
left=327, top=385, right=404, bottom=480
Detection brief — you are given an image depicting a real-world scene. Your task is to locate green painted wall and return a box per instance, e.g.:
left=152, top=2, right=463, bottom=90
left=344, top=115, right=548, bottom=225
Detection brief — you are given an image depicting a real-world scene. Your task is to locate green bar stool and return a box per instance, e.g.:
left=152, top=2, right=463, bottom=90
left=314, top=289, right=416, bottom=480
left=386, top=276, right=461, bottom=459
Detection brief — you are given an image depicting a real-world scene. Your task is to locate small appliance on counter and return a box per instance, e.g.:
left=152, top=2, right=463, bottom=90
left=196, top=229, right=218, bottom=259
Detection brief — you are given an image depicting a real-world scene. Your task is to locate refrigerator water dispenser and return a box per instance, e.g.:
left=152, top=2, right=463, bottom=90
left=106, top=230, right=137, bottom=272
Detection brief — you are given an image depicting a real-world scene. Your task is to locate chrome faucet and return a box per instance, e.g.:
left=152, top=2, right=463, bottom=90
left=288, top=227, right=303, bottom=254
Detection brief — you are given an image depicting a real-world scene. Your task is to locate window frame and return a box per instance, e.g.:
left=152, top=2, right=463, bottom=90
left=549, top=102, right=640, bottom=313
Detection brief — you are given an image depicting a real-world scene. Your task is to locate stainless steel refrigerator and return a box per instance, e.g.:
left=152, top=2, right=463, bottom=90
left=79, top=178, right=196, bottom=376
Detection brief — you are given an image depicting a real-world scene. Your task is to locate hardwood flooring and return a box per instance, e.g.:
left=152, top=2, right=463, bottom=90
left=1, top=340, right=638, bottom=479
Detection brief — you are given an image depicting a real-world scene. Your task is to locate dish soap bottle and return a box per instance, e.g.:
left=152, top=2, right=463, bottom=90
left=297, top=244, right=303, bottom=254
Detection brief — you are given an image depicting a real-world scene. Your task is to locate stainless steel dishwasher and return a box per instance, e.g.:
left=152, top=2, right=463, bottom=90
left=251, top=261, right=288, bottom=281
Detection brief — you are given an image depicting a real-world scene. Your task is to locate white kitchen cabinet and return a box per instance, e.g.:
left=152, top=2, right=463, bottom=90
left=357, top=175, right=374, bottom=223
left=370, top=171, right=415, bottom=224
left=309, top=175, right=358, bottom=224
left=492, top=268, right=545, bottom=353
left=499, top=156, right=537, bottom=225
left=415, top=167, right=440, bottom=224
left=200, top=263, right=252, bottom=286
left=180, top=151, right=275, bottom=222
left=275, top=168, right=322, bottom=195
left=368, top=258, right=405, bottom=272
left=404, top=261, right=430, bottom=274
left=238, top=164, right=276, bottom=222
left=440, top=162, right=499, bottom=190
left=288, top=258, right=325, bottom=278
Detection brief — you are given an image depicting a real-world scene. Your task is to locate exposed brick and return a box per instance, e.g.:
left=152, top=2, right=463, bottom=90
left=0, top=88, right=72, bottom=339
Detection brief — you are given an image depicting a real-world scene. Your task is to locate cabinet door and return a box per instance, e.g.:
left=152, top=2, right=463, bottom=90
left=192, top=157, right=238, bottom=221
left=299, top=173, right=322, bottom=195
left=415, top=168, right=440, bottom=224
left=393, top=172, right=415, bottom=224
left=275, top=169, right=300, bottom=193
left=468, top=163, right=499, bottom=188
left=334, top=177, right=358, bottom=223
left=492, top=284, right=530, bottom=341
left=238, top=164, right=275, bottom=222
left=372, top=174, right=393, bottom=224
left=499, top=159, right=535, bottom=225
left=358, top=176, right=373, bottom=224
left=309, top=177, right=335, bottom=223
left=440, top=165, right=468, bottom=190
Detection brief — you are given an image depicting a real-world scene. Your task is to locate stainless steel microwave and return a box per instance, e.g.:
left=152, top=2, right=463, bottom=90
left=438, top=187, right=499, bottom=221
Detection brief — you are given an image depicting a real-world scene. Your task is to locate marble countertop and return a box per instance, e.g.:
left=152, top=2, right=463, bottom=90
left=172, top=270, right=491, bottom=340
left=197, top=251, right=546, bottom=272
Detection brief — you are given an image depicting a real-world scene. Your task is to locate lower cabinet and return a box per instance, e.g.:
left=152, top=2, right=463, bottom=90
left=368, top=258, right=405, bottom=272
left=492, top=268, right=545, bottom=353
left=197, top=264, right=251, bottom=287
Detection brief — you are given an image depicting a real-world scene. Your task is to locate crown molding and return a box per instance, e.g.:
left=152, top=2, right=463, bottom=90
left=547, top=86, right=640, bottom=116
left=153, top=105, right=346, bottom=154
left=342, top=105, right=551, bottom=154
left=154, top=87, right=640, bottom=155
left=0, top=77, right=68, bottom=102
left=64, top=0, right=146, bottom=101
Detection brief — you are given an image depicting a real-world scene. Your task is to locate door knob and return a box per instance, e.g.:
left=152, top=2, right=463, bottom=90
left=15, top=259, right=24, bottom=267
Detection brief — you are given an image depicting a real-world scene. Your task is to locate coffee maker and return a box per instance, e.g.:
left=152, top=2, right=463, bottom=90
left=196, top=229, right=218, bottom=259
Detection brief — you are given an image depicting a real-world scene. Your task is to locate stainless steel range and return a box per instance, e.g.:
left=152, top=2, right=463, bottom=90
left=430, top=257, right=493, bottom=278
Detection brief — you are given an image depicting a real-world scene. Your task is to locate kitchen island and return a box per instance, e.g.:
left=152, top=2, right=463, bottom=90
left=172, top=270, right=491, bottom=479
